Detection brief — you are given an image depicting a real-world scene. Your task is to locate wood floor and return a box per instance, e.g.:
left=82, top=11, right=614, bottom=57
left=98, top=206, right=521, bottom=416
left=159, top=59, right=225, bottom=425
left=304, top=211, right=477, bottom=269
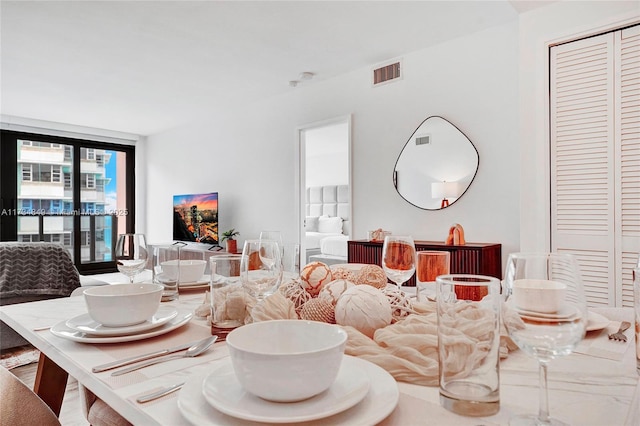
left=10, top=361, right=89, bottom=426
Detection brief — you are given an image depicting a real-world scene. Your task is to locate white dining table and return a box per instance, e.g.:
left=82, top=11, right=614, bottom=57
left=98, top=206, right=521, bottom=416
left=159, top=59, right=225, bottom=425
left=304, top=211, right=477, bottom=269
left=1, top=291, right=638, bottom=425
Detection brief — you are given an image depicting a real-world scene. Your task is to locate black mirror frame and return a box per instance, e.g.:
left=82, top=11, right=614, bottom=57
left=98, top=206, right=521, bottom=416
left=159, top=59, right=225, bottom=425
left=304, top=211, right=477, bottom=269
left=392, top=115, right=479, bottom=211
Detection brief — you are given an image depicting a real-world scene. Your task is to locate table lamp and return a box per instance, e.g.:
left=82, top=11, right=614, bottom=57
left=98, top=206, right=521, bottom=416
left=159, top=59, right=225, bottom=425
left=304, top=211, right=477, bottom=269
left=432, top=181, right=460, bottom=208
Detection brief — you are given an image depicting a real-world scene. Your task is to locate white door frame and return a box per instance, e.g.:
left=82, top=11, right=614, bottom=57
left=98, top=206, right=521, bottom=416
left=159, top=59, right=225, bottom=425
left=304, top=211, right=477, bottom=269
left=294, top=115, right=352, bottom=262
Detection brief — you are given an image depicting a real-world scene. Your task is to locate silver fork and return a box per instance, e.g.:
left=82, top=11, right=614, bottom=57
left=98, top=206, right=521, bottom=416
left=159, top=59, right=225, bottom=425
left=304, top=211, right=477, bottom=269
left=608, top=321, right=631, bottom=342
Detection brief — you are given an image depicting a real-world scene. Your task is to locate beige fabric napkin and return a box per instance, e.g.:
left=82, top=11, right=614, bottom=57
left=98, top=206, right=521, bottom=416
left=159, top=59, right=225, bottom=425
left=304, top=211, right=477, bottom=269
left=344, top=301, right=520, bottom=386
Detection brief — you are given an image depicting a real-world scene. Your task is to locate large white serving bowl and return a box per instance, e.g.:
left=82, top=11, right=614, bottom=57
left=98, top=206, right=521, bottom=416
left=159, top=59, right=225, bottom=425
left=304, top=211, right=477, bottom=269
left=226, top=320, right=348, bottom=402
left=83, top=283, right=163, bottom=327
left=512, top=278, right=567, bottom=314
left=161, top=259, right=206, bottom=283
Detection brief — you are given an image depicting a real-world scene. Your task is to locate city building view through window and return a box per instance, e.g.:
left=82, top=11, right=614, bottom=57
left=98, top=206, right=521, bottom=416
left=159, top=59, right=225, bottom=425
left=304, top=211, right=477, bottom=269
left=1, top=131, right=135, bottom=273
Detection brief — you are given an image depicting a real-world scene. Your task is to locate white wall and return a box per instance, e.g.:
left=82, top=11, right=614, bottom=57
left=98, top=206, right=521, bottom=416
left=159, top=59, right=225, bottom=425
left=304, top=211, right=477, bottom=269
left=518, top=1, right=639, bottom=252
left=305, top=122, right=349, bottom=187
left=146, top=22, right=521, bottom=268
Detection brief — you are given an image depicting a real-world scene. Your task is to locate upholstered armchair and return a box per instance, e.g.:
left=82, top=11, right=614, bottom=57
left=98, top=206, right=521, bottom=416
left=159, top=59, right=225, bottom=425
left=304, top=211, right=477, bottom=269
left=0, top=242, right=81, bottom=351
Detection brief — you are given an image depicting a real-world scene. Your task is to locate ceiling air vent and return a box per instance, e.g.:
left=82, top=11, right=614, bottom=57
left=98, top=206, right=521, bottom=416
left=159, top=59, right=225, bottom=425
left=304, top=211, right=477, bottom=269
left=415, top=135, right=431, bottom=146
left=373, top=61, right=401, bottom=86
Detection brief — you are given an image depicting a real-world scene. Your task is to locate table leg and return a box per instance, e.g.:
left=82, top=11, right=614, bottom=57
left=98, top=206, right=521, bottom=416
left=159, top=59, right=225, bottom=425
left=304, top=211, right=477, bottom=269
left=34, top=352, right=68, bottom=416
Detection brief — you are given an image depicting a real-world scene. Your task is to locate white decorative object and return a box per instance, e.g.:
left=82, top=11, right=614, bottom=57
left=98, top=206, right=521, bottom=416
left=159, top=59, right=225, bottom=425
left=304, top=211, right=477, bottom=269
left=384, top=287, right=414, bottom=320
left=355, top=264, right=388, bottom=289
left=279, top=279, right=311, bottom=315
left=250, top=292, right=297, bottom=322
left=334, top=285, right=392, bottom=338
left=368, top=229, right=391, bottom=242
left=299, top=298, right=335, bottom=323
left=300, top=261, right=333, bottom=297
left=318, top=279, right=355, bottom=306
left=211, top=284, right=249, bottom=324
left=331, top=267, right=357, bottom=282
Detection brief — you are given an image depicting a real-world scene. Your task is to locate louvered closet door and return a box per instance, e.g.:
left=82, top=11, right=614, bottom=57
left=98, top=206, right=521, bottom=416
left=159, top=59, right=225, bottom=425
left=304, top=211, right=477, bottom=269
left=618, top=26, right=640, bottom=306
left=551, top=26, right=640, bottom=307
left=551, top=32, right=616, bottom=307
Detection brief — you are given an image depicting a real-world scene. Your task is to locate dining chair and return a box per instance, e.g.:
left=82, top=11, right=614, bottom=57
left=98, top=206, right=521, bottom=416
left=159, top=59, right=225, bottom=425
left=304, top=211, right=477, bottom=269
left=79, top=384, right=132, bottom=426
left=0, top=365, right=61, bottom=426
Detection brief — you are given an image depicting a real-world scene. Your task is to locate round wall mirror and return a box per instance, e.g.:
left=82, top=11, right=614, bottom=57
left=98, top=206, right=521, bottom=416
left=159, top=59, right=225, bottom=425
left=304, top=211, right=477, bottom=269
left=393, top=116, right=479, bottom=210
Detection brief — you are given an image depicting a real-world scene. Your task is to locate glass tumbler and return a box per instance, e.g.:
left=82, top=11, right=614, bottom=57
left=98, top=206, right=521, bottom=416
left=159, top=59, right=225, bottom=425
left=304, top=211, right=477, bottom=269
left=416, top=251, right=450, bottom=302
left=437, top=274, right=501, bottom=416
left=210, top=255, right=245, bottom=341
left=153, top=245, right=181, bottom=302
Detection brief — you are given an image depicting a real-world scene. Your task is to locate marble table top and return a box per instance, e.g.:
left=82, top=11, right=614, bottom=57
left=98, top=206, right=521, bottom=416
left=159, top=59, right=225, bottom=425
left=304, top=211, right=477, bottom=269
left=1, top=294, right=638, bottom=425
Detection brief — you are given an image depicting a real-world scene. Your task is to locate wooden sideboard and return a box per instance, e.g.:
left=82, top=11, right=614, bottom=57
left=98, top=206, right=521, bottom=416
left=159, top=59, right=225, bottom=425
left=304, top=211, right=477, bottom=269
left=347, top=239, right=502, bottom=286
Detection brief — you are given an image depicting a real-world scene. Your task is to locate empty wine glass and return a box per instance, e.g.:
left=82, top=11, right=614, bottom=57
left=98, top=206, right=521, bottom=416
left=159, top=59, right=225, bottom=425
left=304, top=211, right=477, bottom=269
left=259, top=231, right=283, bottom=248
left=115, top=234, right=148, bottom=283
left=260, top=231, right=283, bottom=266
left=259, top=231, right=283, bottom=265
left=503, top=252, right=587, bottom=426
left=240, top=239, right=283, bottom=300
left=281, top=243, right=301, bottom=279
left=381, top=235, right=416, bottom=287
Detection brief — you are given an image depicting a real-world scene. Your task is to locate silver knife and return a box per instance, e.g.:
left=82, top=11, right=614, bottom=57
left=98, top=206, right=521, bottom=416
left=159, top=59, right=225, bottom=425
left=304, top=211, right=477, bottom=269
left=136, top=382, right=186, bottom=403
left=92, top=340, right=198, bottom=373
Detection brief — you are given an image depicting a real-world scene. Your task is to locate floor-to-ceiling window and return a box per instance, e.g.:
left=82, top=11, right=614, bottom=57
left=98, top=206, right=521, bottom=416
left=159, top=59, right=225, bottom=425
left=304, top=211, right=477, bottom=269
left=0, top=130, right=135, bottom=274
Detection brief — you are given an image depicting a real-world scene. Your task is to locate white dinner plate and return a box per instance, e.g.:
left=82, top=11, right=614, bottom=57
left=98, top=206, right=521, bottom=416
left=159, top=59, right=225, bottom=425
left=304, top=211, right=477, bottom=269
left=516, top=305, right=581, bottom=321
left=586, top=311, right=610, bottom=332
left=65, top=306, right=178, bottom=336
left=177, top=356, right=399, bottom=426
left=179, top=275, right=210, bottom=289
left=50, top=309, right=193, bottom=343
left=201, top=356, right=370, bottom=423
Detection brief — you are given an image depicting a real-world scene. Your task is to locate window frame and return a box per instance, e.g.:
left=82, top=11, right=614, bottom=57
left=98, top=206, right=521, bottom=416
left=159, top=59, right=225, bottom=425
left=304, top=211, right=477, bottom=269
left=1, top=129, right=136, bottom=274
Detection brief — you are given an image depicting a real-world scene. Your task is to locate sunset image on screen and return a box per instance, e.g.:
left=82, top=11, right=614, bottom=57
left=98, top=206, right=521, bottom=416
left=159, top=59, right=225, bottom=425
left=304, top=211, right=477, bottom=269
left=173, top=192, right=219, bottom=244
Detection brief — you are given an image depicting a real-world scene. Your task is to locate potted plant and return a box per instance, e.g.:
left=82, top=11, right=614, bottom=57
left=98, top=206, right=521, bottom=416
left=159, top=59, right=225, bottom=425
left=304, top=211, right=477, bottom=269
left=221, top=228, right=240, bottom=253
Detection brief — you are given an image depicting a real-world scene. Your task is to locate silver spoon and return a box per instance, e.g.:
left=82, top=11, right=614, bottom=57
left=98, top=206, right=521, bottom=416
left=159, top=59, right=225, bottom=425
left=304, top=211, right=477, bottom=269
left=111, top=335, right=217, bottom=376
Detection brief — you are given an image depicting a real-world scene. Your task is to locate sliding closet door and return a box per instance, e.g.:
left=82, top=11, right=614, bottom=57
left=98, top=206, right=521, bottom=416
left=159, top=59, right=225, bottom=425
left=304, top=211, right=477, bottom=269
left=617, top=25, right=640, bottom=306
left=550, top=26, right=640, bottom=307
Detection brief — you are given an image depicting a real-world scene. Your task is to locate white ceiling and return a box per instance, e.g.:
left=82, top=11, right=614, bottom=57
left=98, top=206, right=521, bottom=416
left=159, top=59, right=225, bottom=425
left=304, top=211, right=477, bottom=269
left=0, top=1, right=553, bottom=136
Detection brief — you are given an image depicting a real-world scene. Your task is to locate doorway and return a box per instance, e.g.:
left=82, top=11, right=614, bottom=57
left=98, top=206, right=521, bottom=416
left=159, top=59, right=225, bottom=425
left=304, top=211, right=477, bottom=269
left=296, top=116, right=352, bottom=265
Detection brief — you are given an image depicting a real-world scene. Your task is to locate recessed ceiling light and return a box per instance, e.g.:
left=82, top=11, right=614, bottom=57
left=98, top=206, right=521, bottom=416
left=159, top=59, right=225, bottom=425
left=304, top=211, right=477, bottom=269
left=299, top=72, right=315, bottom=80
left=289, top=80, right=299, bottom=87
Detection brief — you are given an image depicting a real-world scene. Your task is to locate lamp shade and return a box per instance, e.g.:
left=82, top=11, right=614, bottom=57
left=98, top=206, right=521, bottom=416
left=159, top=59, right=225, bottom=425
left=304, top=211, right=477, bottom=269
left=432, top=181, right=460, bottom=199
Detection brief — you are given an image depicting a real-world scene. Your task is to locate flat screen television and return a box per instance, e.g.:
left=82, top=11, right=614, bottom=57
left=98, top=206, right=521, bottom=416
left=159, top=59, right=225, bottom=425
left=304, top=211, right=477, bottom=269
left=173, top=192, right=219, bottom=245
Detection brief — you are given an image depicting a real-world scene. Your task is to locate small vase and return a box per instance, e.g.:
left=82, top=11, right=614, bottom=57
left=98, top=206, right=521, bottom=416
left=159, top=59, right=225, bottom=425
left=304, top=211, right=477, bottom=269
left=226, top=239, right=237, bottom=254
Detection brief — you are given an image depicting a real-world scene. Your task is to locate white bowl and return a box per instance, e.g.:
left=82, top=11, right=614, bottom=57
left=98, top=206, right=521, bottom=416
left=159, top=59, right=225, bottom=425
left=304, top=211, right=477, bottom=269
left=161, top=259, right=206, bottom=283
left=83, top=283, right=162, bottom=327
left=226, top=320, right=347, bottom=402
left=512, top=279, right=567, bottom=314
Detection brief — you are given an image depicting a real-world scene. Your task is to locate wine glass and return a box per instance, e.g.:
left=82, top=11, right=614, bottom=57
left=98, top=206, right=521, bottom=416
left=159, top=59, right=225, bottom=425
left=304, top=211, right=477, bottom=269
left=503, top=252, right=587, bottom=426
left=114, top=234, right=148, bottom=283
left=259, top=231, right=283, bottom=248
left=381, top=235, right=416, bottom=287
left=259, top=231, right=283, bottom=265
left=240, top=239, right=283, bottom=300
